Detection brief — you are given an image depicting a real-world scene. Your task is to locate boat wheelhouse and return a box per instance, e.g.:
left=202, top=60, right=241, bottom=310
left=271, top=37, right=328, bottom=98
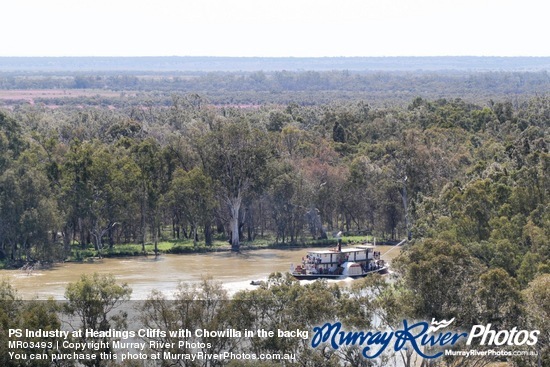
left=290, top=243, right=387, bottom=280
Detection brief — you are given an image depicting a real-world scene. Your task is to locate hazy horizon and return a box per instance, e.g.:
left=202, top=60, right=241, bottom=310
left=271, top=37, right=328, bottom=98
left=2, top=55, right=550, bottom=73
left=2, top=55, right=549, bottom=58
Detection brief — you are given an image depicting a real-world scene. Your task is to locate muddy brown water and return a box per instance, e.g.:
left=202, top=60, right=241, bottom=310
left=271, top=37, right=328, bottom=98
left=2, top=245, right=401, bottom=299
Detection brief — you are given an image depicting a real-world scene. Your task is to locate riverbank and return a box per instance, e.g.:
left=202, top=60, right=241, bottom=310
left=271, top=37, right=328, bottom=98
left=73, top=236, right=380, bottom=259
left=1, top=236, right=399, bottom=269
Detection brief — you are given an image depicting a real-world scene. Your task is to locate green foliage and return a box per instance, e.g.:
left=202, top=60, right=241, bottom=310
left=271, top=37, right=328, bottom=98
left=168, top=167, right=216, bottom=246
left=475, top=268, right=522, bottom=327
left=64, top=273, right=132, bottom=331
left=196, top=118, right=274, bottom=251
left=0, top=279, right=62, bottom=367
left=0, top=111, right=26, bottom=169
left=1, top=91, right=548, bottom=276
left=0, top=82, right=547, bottom=366
left=521, top=274, right=550, bottom=367
left=394, top=239, right=485, bottom=325
left=1, top=64, right=550, bottom=367
left=63, top=273, right=131, bottom=367
left=229, top=273, right=369, bottom=366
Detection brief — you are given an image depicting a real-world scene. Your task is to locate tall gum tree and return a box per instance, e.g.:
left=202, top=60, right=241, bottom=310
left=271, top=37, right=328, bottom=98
left=196, top=120, right=272, bottom=251
left=168, top=167, right=215, bottom=246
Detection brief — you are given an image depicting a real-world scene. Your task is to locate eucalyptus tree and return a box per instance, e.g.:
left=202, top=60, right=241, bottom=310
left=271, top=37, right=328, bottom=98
left=131, top=138, right=167, bottom=254
left=393, top=239, right=484, bottom=325
left=343, top=156, right=384, bottom=232
left=0, top=280, right=63, bottom=367
left=268, top=166, right=305, bottom=243
left=86, top=143, right=141, bottom=253
left=0, top=111, right=26, bottom=171
left=64, top=273, right=132, bottom=367
left=168, top=167, right=216, bottom=246
left=139, top=277, right=237, bottom=367
left=0, top=124, right=61, bottom=263
left=522, top=274, right=550, bottom=367
left=195, top=119, right=273, bottom=251
left=230, top=273, right=370, bottom=367
left=475, top=268, right=522, bottom=328
left=60, top=139, right=95, bottom=249
left=0, top=163, right=61, bottom=262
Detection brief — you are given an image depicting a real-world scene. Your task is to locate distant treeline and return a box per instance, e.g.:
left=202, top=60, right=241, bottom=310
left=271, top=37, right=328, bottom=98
left=1, top=70, right=550, bottom=106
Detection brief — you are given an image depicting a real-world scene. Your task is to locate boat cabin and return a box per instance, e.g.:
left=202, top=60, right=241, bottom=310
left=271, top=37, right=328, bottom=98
left=292, top=245, right=383, bottom=277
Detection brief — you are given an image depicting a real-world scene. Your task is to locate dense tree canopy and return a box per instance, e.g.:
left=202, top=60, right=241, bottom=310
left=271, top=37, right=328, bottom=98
left=0, top=68, right=548, bottom=366
left=0, top=91, right=547, bottom=263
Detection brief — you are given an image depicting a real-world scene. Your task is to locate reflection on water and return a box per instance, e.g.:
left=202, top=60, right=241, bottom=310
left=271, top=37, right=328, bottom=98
left=2, top=245, right=401, bottom=300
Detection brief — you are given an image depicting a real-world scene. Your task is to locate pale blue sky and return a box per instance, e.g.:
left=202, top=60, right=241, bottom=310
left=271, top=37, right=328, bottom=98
left=2, top=0, right=549, bottom=57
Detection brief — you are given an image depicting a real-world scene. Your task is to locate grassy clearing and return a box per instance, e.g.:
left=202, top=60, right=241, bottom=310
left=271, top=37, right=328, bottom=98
left=66, top=239, right=231, bottom=261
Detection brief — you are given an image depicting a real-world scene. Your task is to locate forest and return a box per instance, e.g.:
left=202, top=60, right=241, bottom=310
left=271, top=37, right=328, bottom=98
left=1, top=68, right=550, bottom=107
left=0, top=64, right=548, bottom=366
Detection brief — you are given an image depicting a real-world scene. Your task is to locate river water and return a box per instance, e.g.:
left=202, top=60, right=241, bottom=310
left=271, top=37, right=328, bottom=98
left=2, top=245, right=401, bottom=300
